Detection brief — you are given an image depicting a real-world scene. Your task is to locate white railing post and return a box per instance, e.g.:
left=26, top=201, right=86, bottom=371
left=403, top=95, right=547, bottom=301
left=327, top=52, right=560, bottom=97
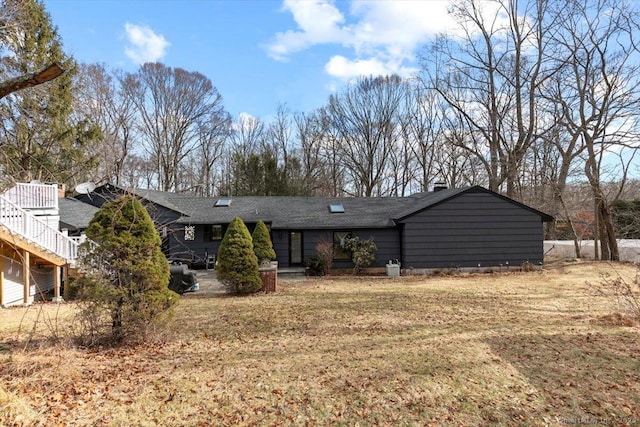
left=23, top=210, right=30, bottom=239
left=3, top=183, right=59, bottom=210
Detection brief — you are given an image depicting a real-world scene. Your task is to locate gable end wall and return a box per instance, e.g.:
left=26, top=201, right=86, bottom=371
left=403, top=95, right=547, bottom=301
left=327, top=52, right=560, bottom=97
left=400, top=192, right=544, bottom=269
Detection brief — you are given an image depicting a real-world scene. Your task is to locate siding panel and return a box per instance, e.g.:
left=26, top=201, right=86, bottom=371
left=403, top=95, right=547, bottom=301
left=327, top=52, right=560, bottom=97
left=400, top=192, right=545, bottom=268
left=2, top=255, right=23, bottom=306
left=30, top=267, right=55, bottom=301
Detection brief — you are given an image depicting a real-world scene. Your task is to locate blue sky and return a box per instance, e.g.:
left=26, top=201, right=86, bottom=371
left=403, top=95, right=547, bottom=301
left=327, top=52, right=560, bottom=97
left=44, top=0, right=461, bottom=121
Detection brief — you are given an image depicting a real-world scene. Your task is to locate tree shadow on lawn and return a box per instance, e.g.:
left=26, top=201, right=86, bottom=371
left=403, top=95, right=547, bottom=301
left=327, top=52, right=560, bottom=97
left=485, top=329, right=640, bottom=424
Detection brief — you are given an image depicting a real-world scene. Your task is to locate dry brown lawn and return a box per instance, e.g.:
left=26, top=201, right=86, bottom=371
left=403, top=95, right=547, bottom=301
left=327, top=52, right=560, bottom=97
left=1, top=261, right=639, bottom=426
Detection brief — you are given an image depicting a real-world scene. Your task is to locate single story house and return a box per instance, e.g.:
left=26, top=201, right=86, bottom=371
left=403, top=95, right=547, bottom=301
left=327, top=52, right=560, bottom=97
left=71, top=184, right=553, bottom=272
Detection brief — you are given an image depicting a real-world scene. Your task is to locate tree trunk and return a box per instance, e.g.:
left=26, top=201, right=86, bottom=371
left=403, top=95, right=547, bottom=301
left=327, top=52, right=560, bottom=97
left=112, top=302, right=123, bottom=341
left=597, top=198, right=619, bottom=261
left=558, top=191, right=581, bottom=258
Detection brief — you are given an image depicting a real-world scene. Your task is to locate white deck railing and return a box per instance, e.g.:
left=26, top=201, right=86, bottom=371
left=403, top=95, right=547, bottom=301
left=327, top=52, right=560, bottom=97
left=3, top=183, right=59, bottom=210
left=0, top=195, right=78, bottom=262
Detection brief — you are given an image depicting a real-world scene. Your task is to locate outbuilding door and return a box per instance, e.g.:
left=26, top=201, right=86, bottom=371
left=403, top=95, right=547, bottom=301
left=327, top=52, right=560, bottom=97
left=289, top=231, right=303, bottom=266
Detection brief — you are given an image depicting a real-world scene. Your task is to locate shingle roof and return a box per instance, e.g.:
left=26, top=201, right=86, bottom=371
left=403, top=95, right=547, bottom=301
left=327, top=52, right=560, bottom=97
left=126, top=187, right=192, bottom=216
left=170, top=195, right=415, bottom=229
left=63, top=184, right=552, bottom=230
left=394, top=186, right=554, bottom=222
left=393, top=186, right=473, bottom=220
left=58, top=197, right=100, bottom=230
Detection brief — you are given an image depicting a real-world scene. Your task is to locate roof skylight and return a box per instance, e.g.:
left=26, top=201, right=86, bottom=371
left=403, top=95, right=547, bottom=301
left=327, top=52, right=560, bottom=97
left=215, top=198, right=232, bottom=207
left=329, top=204, right=345, bottom=213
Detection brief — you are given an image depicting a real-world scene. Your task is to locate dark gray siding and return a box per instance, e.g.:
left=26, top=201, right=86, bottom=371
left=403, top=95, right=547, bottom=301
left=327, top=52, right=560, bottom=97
left=271, top=228, right=400, bottom=269
left=399, top=192, right=544, bottom=269
left=169, top=223, right=267, bottom=264
left=271, top=229, right=290, bottom=267
left=351, top=229, right=400, bottom=268
left=168, top=224, right=221, bottom=262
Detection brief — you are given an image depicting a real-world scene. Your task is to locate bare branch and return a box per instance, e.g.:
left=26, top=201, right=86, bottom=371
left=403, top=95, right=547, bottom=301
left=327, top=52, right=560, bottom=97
left=0, top=63, right=64, bottom=99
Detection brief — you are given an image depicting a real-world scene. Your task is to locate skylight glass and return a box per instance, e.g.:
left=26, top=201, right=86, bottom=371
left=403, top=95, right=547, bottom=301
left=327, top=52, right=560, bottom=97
left=215, top=198, right=231, bottom=207
left=329, top=204, right=345, bottom=213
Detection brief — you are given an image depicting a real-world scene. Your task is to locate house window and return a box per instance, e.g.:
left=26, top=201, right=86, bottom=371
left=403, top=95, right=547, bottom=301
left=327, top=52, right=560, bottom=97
left=215, top=198, right=231, bottom=207
left=206, top=224, right=223, bottom=241
left=329, top=204, right=345, bottom=213
left=333, top=231, right=352, bottom=260
left=184, top=225, right=195, bottom=241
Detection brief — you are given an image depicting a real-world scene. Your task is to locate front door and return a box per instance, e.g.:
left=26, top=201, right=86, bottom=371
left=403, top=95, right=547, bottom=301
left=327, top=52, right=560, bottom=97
left=289, top=231, right=303, bottom=266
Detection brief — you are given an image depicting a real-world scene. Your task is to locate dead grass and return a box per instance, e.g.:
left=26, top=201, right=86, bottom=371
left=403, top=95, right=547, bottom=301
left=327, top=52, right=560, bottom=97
left=1, top=261, right=640, bottom=426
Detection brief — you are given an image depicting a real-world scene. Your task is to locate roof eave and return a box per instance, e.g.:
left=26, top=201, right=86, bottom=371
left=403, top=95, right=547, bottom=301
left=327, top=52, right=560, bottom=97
left=394, top=186, right=554, bottom=222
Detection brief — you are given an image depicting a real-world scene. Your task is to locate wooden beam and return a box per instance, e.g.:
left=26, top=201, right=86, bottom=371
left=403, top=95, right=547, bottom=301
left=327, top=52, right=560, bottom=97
left=22, top=250, right=30, bottom=305
left=53, top=265, right=61, bottom=301
left=0, top=227, right=67, bottom=266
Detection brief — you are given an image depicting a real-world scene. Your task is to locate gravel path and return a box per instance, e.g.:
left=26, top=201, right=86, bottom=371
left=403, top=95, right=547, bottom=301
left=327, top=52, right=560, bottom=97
left=191, top=269, right=226, bottom=296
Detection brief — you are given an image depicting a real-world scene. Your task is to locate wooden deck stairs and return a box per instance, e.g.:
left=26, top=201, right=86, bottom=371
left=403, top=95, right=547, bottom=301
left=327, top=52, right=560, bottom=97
left=0, top=225, right=68, bottom=266
left=0, top=183, right=79, bottom=306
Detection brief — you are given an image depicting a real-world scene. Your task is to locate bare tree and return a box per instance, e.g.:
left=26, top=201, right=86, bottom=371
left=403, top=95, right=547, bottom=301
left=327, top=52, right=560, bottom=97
left=425, top=0, right=557, bottom=198
left=547, top=0, right=640, bottom=260
left=315, top=108, right=347, bottom=197
left=437, top=128, right=486, bottom=189
left=387, top=129, right=416, bottom=196
left=266, top=105, right=296, bottom=193
left=122, top=63, right=223, bottom=192
left=118, top=153, right=155, bottom=190
left=324, top=75, right=405, bottom=196
left=230, top=113, right=265, bottom=156
left=399, top=82, right=445, bottom=193
left=226, top=113, right=266, bottom=195
left=192, top=109, right=231, bottom=196
left=73, top=63, right=138, bottom=186
left=293, top=111, right=333, bottom=195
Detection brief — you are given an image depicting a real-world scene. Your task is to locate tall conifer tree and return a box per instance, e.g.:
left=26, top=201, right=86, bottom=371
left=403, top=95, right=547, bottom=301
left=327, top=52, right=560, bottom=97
left=252, top=219, right=276, bottom=264
left=75, top=195, right=178, bottom=344
left=217, top=217, right=262, bottom=294
left=0, top=0, right=98, bottom=183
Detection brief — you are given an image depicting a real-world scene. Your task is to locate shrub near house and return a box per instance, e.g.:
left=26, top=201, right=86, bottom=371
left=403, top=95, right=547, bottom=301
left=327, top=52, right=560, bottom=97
left=73, top=195, right=178, bottom=345
left=343, top=236, right=377, bottom=274
left=252, top=219, right=276, bottom=265
left=216, top=217, right=262, bottom=294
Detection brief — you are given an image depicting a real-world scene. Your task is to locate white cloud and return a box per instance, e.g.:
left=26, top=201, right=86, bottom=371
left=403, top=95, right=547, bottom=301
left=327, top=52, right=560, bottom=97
left=232, top=112, right=261, bottom=132
left=267, top=0, right=347, bottom=60
left=266, top=0, right=457, bottom=79
left=347, top=0, right=456, bottom=56
left=325, top=55, right=417, bottom=80
left=124, top=23, right=170, bottom=65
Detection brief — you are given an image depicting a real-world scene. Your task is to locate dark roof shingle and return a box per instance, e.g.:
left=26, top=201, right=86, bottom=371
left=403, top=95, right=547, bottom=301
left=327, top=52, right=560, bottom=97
left=63, top=184, right=553, bottom=230
left=171, top=195, right=415, bottom=229
left=59, top=197, right=100, bottom=230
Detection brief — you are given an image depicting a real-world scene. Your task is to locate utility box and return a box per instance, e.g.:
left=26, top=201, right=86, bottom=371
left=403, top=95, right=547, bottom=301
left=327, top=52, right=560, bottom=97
left=386, top=262, right=400, bottom=278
